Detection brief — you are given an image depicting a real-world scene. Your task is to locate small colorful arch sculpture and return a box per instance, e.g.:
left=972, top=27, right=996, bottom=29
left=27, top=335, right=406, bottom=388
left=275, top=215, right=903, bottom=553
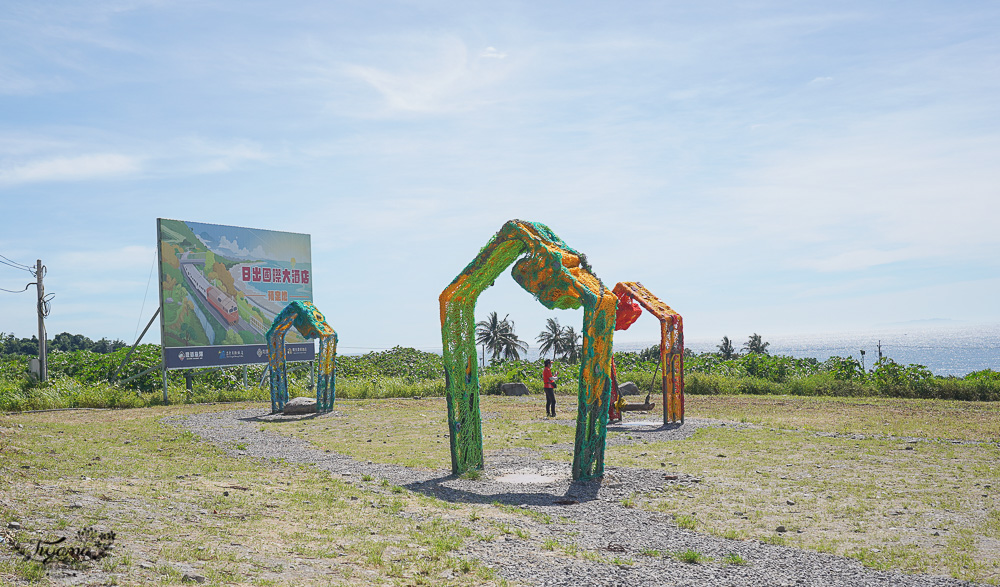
left=609, top=282, right=684, bottom=424
left=266, top=300, right=338, bottom=414
left=440, top=220, right=617, bottom=481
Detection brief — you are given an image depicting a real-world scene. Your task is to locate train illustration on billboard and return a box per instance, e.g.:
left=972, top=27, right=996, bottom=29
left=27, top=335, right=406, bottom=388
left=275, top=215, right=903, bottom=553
left=182, top=263, right=239, bottom=325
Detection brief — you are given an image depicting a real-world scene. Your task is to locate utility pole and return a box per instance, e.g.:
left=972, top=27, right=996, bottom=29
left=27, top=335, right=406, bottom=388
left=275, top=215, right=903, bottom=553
left=35, top=259, right=47, bottom=382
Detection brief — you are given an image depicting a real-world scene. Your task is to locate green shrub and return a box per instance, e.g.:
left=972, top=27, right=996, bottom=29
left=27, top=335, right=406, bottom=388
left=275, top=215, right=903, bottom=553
left=4, top=345, right=997, bottom=412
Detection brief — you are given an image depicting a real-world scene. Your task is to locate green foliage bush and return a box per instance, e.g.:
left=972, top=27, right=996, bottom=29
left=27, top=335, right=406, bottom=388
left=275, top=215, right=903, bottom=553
left=2, top=342, right=998, bottom=412
left=620, top=349, right=998, bottom=401
left=337, top=346, right=444, bottom=381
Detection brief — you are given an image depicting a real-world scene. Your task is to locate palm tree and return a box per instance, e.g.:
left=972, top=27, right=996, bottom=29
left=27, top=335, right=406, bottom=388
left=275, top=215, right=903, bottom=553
left=743, top=333, right=770, bottom=355
left=476, top=312, right=529, bottom=362
left=717, top=336, right=738, bottom=360
left=536, top=318, right=563, bottom=359
left=560, top=326, right=582, bottom=363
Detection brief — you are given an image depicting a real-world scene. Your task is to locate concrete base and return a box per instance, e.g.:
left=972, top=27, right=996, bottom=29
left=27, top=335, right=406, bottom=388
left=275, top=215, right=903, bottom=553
left=500, top=382, right=530, bottom=396
left=619, top=381, right=640, bottom=395
left=283, top=396, right=317, bottom=415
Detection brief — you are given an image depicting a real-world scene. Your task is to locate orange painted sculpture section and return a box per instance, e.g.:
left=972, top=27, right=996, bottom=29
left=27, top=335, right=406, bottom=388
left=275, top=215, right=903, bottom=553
left=610, top=282, right=684, bottom=424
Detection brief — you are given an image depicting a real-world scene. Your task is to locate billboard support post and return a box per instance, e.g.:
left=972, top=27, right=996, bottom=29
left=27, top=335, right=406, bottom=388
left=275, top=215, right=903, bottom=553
left=111, top=307, right=161, bottom=382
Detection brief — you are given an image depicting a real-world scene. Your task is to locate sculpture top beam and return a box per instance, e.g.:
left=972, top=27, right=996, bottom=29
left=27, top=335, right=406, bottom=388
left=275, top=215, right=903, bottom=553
left=266, top=300, right=335, bottom=341
left=613, top=281, right=681, bottom=331
left=441, top=220, right=606, bottom=312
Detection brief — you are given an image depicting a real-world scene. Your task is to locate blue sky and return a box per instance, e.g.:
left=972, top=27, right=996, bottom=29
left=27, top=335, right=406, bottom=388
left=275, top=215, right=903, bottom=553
left=1, top=0, right=998, bottom=353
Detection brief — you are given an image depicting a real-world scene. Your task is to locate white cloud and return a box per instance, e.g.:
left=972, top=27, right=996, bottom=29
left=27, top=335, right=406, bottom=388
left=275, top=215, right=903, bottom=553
left=716, top=116, right=1000, bottom=271
left=480, top=46, right=506, bottom=59
left=342, top=36, right=515, bottom=114
left=0, top=153, right=140, bottom=185
left=794, top=248, right=916, bottom=273
left=0, top=67, right=70, bottom=95
left=181, top=139, right=270, bottom=172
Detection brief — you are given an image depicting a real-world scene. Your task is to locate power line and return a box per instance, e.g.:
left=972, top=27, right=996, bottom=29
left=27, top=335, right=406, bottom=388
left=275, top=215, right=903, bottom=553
left=40, top=292, right=54, bottom=317
left=0, top=259, right=33, bottom=273
left=0, top=282, right=32, bottom=294
left=0, top=253, right=34, bottom=272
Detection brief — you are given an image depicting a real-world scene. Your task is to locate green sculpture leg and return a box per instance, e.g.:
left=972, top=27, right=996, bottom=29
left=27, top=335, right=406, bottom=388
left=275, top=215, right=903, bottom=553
left=571, top=300, right=614, bottom=480
left=316, top=334, right=337, bottom=412
left=443, top=299, right=484, bottom=475
left=267, top=314, right=296, bottom=413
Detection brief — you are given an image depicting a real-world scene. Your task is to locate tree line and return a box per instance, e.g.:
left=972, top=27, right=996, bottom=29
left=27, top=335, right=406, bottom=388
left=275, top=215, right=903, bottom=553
left=475, top=312, right=583, bottom=363
left=717, top=333, right=770, bottom=359
left=474, top=311, right=775, bottom=366
left=0, top=332, right=126, bottom=356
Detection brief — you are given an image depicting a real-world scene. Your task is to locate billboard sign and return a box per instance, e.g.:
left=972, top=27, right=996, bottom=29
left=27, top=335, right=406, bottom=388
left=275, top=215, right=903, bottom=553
left=157, top=218, right=314, bottom=369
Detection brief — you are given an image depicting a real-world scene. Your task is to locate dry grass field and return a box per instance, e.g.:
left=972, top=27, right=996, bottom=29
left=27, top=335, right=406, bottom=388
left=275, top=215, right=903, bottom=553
left=1, top=394, right=998, bottom=585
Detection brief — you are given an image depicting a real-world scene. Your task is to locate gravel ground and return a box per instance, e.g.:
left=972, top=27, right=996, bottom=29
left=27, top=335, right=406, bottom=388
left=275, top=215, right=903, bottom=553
left=175, top=408, right=980, bottom=587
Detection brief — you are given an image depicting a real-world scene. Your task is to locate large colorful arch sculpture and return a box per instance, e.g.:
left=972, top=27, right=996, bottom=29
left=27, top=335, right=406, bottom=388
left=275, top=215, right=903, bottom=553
left=266, top=300, right=338, bottom=414
left=440, top=220, right=618, bottom=481
left=610, top=282, right=684, bottom=424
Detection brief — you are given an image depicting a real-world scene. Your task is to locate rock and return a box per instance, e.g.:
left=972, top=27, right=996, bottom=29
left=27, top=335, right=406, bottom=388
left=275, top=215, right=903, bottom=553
left=182, top=572, right=206, bottom=583
left=283, top=397, right=317, bottom=415
left=7, top=521, right=20, bottom=530
left=776, top=525, right=787, bottom=533
left=787, top=500, right=796, bottom=505
left=618, top=381, right=640, bottom=396
left=500, top=383, right=529, bottom=396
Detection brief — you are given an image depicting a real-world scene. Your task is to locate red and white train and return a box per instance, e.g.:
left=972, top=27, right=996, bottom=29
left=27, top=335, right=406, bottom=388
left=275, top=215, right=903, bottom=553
left=182, top=263, right=239, bottom=325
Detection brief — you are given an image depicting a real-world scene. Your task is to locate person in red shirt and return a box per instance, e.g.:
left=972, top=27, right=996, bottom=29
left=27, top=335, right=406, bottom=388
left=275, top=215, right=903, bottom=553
left=543, top=359, right=558, bottom=417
